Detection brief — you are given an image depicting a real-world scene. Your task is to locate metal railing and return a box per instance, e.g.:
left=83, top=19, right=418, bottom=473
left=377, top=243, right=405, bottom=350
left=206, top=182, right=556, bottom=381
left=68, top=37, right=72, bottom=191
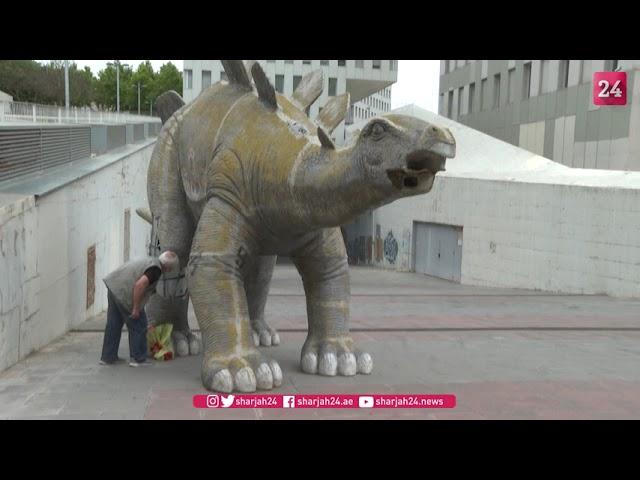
left=0, top=100, right=161, bottom=125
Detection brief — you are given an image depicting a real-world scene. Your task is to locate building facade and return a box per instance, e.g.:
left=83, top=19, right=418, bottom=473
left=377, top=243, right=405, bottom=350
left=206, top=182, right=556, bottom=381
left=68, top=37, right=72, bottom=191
left=438, top=60, right=640, bottom=171
left=183, top=60, right=397, bottom=145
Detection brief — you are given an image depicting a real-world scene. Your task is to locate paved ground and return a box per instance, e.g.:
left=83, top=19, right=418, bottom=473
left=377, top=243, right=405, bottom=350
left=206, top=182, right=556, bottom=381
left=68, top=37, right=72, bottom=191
left=1, top=265, right=640, bottom=420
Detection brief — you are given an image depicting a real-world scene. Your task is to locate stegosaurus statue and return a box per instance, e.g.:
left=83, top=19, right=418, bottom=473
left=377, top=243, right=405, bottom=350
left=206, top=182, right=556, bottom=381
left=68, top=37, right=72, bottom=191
left=140, top=60, right=456, bottom=393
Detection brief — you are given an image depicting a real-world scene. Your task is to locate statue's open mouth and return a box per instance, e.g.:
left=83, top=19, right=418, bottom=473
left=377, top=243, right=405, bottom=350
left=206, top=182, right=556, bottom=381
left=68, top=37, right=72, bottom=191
left=386, top=148, right=450, bottom=190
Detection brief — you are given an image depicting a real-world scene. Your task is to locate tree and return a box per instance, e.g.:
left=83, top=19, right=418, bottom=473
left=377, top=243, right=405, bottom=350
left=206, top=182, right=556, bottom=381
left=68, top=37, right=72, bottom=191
left=0, top=60, right=97, bottom=107
left=153, top=62, right=183, bottom=100
left=94, top=62, right=134, bottom=111
left=130, top=61, right=156, bottom=114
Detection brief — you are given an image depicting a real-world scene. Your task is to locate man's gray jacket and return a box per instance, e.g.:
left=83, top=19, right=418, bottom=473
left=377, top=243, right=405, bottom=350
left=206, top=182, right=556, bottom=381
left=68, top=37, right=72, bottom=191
left=103, top=257, right=162, bottom=314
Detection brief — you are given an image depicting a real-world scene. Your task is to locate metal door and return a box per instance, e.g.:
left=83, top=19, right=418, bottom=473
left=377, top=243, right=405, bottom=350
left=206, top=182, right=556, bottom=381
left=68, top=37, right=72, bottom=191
left=413, top=222, right=462, bottom=282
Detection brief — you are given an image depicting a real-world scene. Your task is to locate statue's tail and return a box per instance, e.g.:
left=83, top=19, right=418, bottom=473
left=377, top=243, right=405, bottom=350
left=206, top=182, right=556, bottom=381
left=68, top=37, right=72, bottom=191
left=136, top=207, right=153, bottom=224
left=154, top=90, right=185, bottom=125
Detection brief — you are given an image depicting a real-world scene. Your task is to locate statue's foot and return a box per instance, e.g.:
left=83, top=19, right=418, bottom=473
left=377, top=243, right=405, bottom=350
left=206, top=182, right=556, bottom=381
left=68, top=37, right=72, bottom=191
left=251, top=320, right=280, bottom=347
left=172, top=330, right=201, bottom=356
left=202, top=349, right=283, bottom=393
left=300, top=336, right=373, bottom=376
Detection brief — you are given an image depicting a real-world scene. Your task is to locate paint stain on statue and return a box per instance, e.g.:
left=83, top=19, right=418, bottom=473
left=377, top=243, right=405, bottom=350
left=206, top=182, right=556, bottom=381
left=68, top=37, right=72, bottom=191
left=384, top=230, right=398, bottom=264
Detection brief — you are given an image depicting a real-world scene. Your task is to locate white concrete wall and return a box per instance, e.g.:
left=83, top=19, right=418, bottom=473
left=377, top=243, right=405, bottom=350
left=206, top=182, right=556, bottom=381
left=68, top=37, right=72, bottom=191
left=349, top=105, right=640, bottom=298
left=0, top=144, right=154, bottom=372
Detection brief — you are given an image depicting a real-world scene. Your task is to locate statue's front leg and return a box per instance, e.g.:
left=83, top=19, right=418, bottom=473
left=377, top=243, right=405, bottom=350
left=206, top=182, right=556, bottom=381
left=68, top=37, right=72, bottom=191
left=292, top=228, right=373, bottom=376
left=189, top=198, right=282, bottom=393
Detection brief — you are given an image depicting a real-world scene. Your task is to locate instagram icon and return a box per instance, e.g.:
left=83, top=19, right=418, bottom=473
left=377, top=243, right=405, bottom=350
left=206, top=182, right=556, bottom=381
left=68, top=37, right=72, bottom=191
left=206, top=395, right=220, bottom=408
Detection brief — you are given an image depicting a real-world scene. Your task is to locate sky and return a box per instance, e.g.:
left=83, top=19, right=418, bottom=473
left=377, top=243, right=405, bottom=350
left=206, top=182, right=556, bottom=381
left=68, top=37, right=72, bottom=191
left=46, top=60, right=441, bottom=113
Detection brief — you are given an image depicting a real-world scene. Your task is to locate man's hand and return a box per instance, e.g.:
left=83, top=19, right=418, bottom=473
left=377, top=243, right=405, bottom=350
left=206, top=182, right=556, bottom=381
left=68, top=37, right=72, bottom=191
left=131, top=275, right=151, bottom=320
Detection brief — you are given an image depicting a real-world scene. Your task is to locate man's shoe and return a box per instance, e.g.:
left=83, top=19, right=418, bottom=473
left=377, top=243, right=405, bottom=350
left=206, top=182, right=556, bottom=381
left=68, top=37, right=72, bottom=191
left=100, top=357, right=125, bottom=365
left=129, top=360, right=152, bottom=367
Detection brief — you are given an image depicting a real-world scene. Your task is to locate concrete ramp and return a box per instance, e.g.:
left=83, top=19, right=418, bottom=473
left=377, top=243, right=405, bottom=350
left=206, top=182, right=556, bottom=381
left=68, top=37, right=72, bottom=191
left=346, top=104, right=640, bottom=298
left=394, top=105, right=640, bottom=188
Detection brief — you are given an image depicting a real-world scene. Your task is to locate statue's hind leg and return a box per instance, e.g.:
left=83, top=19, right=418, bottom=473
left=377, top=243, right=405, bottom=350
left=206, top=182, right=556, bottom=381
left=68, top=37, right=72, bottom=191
left=245, top=255, right=280, bottom=347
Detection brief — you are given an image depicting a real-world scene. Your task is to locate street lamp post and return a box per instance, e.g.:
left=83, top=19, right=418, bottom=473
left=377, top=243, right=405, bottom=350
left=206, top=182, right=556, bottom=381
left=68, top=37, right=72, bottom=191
left=116, top=61, right=120, bottom=113
left=108, top=60, right=130, bottom=113
left=64, top=60, right=70, bottom=112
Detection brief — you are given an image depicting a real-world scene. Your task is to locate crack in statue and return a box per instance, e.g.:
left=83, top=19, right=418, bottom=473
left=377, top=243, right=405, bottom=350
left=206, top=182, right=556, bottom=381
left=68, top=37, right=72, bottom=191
left=138, top=60, right=456, bottom=393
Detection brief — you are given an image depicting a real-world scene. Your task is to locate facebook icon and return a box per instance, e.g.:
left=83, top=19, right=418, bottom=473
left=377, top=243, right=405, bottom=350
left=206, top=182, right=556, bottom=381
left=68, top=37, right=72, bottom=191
left=283, top=395, right=296, bottom=408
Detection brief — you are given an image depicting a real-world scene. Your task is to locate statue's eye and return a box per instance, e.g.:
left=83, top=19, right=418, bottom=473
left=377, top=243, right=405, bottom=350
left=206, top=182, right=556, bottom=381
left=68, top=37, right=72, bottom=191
left=371, top=123, right=385, bottom=137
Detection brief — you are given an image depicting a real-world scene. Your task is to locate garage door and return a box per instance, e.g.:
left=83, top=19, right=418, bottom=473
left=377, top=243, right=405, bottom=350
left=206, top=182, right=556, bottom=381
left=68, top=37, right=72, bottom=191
left=413, top=222, right=463, bottom=282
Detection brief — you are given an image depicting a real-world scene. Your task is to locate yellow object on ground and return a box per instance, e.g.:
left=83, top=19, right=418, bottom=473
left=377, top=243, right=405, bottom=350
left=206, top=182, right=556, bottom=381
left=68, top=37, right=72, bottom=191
left=147, top=324, right=174, bottom=361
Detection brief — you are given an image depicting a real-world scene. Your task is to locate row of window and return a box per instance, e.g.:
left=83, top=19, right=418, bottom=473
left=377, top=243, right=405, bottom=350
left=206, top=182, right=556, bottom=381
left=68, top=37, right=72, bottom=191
left=266, top=60, right=396, bottom=70
left=444, top=60, right=621, bottom=118
left=184, top=68, right=340, bottom=96
left=362, top=95, right=389, bottom=112
left=352, top=105, right=385, bottom=119
left=444, top=60, right=473, bottom=73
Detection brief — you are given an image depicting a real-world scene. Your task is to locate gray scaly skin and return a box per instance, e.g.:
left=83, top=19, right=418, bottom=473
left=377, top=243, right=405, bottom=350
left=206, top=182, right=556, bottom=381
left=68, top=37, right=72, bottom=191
left=144, top=60, right=456, bottom=393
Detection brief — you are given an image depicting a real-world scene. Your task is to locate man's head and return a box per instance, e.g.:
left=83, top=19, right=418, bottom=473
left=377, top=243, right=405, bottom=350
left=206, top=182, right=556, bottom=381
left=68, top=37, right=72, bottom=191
left=158, top=251, right=179, bottom=273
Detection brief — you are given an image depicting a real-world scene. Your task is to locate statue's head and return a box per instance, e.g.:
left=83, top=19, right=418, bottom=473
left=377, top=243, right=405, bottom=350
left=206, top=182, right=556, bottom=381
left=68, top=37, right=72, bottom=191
left=352, top=114, right=455, bottom=199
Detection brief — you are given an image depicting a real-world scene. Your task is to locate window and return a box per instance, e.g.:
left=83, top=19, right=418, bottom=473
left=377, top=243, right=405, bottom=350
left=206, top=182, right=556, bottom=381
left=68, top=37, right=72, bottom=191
left=540, top=60, right=550, bottom=94
left=275, top=74, right=284, bottom=93
left=389, top=60, right=395, bottom=70
left=447, top=90, right=453, bottom=117
left=558, top=60, right=569, bottom=89
left=303, top=60, right=311, bottom=65
left=267, top=60, right=275, bottom=63
left=372, top=60, right=381, bottom=69
left=458, top=86, right=464, bottom=117
left=445, top=60, right=450, bottom=73
left=493, top=73, right=501, bottom=109
left=285, top=60, right=294, bottom=64
left=468, top=82, right=475, bottom=113
left=338, top=60, right=346, bottom=66
left=507, top=68, right=515, bottom=103
left=356, top=60, right=364, bottom=68
left=605, top=60, right=619, bottom=71
left=522, top=62, right=531, bottom=99
left=202, top=70, right=211, bottom=89
left=290, top=75, right=301, bottom=92
left=184, top=69, right=193, bottom=89
left=480, top=78, right=487, bottom=110
left=329, top=77, right=337, bottom=96
left=321, top=60, right=329, bottom=66
left=220, top=71, right=228, bottom=82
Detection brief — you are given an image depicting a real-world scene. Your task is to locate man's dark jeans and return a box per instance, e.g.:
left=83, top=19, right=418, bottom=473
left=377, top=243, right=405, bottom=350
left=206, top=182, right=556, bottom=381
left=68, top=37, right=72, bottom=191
left=100, top=290, right=148, bottom=363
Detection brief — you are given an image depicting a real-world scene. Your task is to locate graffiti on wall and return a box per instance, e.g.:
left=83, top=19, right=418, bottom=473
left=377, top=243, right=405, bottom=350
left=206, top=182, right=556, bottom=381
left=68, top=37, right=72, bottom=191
left=384, top=230, right=398, bottom=264
left=400, top=228, right=411, bottom=271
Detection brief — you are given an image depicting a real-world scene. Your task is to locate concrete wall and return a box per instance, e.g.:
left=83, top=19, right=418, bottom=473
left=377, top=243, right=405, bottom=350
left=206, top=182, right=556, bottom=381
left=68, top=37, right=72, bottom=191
left=0, top=144, right=154, bottom=372
left=344, top=105, right=640, bottom=298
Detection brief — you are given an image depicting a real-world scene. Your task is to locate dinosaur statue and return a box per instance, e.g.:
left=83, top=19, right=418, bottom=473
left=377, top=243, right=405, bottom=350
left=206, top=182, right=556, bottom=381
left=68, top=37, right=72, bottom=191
left=141, top=60, right=456, bottom=393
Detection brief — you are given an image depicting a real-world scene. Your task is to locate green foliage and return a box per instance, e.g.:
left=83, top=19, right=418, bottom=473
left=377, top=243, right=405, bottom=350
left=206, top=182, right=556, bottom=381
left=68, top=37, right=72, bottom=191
left=0, top=60, right=183, bottom=113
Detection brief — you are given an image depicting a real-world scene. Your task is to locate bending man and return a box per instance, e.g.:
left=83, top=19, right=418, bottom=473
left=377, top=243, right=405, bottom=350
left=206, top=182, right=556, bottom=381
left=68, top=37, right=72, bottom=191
left=100, top=251, right=179, bottom=367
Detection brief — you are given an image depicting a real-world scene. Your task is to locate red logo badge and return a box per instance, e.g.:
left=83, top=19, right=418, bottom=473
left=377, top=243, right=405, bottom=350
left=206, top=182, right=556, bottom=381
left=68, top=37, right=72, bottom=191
left=593, top=71, right=627, bottom=106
